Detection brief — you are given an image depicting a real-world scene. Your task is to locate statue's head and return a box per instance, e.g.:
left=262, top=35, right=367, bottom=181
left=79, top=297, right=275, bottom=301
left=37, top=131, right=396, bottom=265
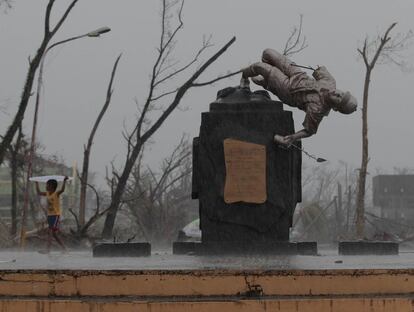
left=328, top=89, right=357, bottom=114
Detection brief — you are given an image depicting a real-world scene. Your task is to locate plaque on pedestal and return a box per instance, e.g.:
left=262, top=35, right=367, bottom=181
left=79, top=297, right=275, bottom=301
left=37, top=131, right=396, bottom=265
left=223, top=138, right=266, bottom=204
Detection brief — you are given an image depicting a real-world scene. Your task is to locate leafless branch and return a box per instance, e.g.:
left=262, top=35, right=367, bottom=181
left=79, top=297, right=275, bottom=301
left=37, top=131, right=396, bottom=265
left=157, top=167, right=191, bottom=197
left=122, top=136, right=192, bottom=242
left=105, top=166, right=116, bottom=198
left=149, top=137, right=190, bottom=201
left=357, top=39, right=369, bottom=67
left=137, top=0, right=185, bottom=137
left=160, top=0, right=185, bottom=55
left=0, top=0, right=12, bottom=11
left=121, top=190, right=146, bottom=203
left=191, top=69, right=242, bottom=87
left=71, top=169, right=111, bottom=236
left=87, top=54, right=122, bottom=149
left=69, top=208, right=80, bottom=230
left=44, top=0, right=55, bottom=35
left=368, top=23, right=396, bottom=69
left=154, top=35, right=213, bottom=88
left=101, top=0, right=235, bottom=238
left=50, top=0, right=80, bottom=37
left=141, top=36, right=236, bottom=143
left=358, top=23, right=412, bottom=71
left=150, top=89, right=179, bottom=102
left=0, top=0, right=80, bottom=166
left=156, top=57, right=179, bottom=78
left=78, top=54, right=121, bottom=227
left=77, top=170, right=101, bottom=212
left=283, top=14, right=308, bottom=57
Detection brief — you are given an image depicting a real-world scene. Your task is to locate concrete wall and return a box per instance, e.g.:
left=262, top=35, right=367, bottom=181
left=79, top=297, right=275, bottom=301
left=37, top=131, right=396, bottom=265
left=0, top=298, right=411, bottom=312
left=1, top=269, right=414, bottom=311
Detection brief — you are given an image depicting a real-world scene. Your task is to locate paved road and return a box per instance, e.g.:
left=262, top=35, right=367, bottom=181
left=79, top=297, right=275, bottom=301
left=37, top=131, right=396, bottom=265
left=0, top=246, right=413, bottom=271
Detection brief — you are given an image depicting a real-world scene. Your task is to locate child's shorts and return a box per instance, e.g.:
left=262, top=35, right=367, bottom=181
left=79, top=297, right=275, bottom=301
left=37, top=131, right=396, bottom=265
left=47, top=215, right=60, bottom=232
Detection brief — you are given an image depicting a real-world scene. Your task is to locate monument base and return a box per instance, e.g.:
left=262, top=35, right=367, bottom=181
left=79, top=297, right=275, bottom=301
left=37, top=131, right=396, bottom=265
left=172, top=241, right=199, bottom=255
left=2, top=265, right=414, bottom=311
left=297, top=241, right=318, bottom=255
left=338, top=241, right=399, bottom=255
left=93, top=242, right=151, bottom=257
left=172, top=241, right=317, bottom=256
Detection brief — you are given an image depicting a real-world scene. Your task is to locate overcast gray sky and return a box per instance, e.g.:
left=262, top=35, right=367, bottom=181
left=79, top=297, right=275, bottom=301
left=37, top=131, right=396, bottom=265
left=1, top=0, right=413, bottom=181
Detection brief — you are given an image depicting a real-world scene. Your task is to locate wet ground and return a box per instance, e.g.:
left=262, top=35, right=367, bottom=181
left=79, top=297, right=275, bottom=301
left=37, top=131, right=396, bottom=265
left=0, top=245, right=414, bottom=271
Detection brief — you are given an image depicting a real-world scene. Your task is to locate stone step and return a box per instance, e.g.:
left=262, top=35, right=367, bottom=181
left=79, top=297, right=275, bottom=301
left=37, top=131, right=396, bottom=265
left=92, top=242, right=151, bottom=257
left=172, top=241, right=318, bottom=255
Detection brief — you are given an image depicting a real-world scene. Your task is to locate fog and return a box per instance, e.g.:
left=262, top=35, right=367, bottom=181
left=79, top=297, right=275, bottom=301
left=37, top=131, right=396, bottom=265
left=1, top=0, right=413, bottom=180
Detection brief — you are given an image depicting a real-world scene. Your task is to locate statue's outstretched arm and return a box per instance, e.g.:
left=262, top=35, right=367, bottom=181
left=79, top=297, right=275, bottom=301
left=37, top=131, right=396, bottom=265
left=274, top=129, right=311, bottom=146
left=275, top=105, right=323, bottom=145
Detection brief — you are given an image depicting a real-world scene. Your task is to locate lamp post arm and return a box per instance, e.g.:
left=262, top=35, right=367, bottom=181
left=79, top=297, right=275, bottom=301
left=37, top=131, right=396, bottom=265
left=46, top=33, right=89, bottom=53
left=33, top=32, right=90, bottom=165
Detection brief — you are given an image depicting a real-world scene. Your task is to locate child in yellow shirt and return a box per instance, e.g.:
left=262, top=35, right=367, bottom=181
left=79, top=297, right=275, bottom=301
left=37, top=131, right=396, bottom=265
left=35, top=177, right=68, bottom=252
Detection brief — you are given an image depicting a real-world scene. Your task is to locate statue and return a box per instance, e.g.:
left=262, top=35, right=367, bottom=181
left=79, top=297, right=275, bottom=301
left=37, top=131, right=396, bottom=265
left=242, top=49, right=358, bottom=145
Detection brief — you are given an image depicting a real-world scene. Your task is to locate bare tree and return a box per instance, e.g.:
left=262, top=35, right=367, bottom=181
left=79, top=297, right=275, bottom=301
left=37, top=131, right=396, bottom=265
left=355, top=23, right=413, bottom=238
left=78, top=55, right=122, bottom=227
left=0, top=0, right=80, bottom=166
left=122, top=137, right=193, bottom=244
left=303, top=164, right=340, bottom=204
left=69, top=179, right=110, bottom=239
left=101, top=0, right=238, bottom=238
left=0, top=0, right=12, bottom=11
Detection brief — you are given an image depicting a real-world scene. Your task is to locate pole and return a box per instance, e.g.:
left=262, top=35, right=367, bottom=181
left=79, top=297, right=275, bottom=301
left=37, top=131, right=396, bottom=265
left=19, top=85, right=41, bottom=247
left=337, top=182, right=343, bottom=238
left=346, top=185, right=351, bottom=235
left=334, top=196, right=338, bottom=241
left=19, top=33, right=94, bottom=248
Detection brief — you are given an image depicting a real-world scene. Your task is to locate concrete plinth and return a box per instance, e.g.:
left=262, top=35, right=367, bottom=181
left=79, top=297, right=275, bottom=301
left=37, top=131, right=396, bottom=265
left=2, top=249, right=414, bottom=311
left=93, top=242, right=151, bottom=257
left=172, top=241, right=198, bottom=255
left=1, top=266, right=414, bottom=311
left=297, top=241, right=318, bottom=255
left=338, top=241, right=399, bottom=255
left=172, top=241, right=318, bottom=255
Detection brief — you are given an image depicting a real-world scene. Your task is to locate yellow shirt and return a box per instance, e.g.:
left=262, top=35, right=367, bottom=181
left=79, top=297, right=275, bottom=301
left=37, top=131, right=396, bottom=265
left=46, top=192, right=61, bottom=216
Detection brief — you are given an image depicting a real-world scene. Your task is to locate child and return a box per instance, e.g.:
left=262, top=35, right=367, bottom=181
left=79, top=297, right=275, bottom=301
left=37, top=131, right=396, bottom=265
left=35, top=177, right=68, bottom=252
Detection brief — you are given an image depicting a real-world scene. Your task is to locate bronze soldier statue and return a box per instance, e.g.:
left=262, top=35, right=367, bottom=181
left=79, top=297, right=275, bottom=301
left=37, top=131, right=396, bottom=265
left=242, top=49, right=357, bottom=145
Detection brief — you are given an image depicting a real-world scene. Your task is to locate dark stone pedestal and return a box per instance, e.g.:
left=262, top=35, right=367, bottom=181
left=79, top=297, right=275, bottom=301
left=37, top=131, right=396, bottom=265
left=93, top=243, right=151, bottom=257
left=172, top=241, right=318, bottom=256
left=199, top=242, right=298, bottom=255
left=338, top=241, right=399, bottom=255
left=192, top=87, right=301, bottom=246
left=296, top=242, right=318, bottom=255
left=172, top=241, right=199, bottom=255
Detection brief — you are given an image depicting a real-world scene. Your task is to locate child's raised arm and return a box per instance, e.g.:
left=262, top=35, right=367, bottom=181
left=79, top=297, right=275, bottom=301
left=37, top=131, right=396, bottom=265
left=57, top=176, right=68, bottom=196
left=35, top=182, right=46, bottom=196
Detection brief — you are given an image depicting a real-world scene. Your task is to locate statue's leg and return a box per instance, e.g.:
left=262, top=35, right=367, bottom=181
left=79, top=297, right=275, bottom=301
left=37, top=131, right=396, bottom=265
left=262, top=49, right=303, bottom=78
left=265, top=66, right=291, bottom=103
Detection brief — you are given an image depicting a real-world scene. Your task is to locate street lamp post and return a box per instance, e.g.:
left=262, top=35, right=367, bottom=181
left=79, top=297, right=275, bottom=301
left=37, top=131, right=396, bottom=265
left=19, top=27, right=111, bottom=248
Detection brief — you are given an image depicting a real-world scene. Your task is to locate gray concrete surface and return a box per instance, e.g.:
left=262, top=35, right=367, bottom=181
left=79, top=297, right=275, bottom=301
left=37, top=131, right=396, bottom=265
left=0, top=245, right=414, bottom=271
